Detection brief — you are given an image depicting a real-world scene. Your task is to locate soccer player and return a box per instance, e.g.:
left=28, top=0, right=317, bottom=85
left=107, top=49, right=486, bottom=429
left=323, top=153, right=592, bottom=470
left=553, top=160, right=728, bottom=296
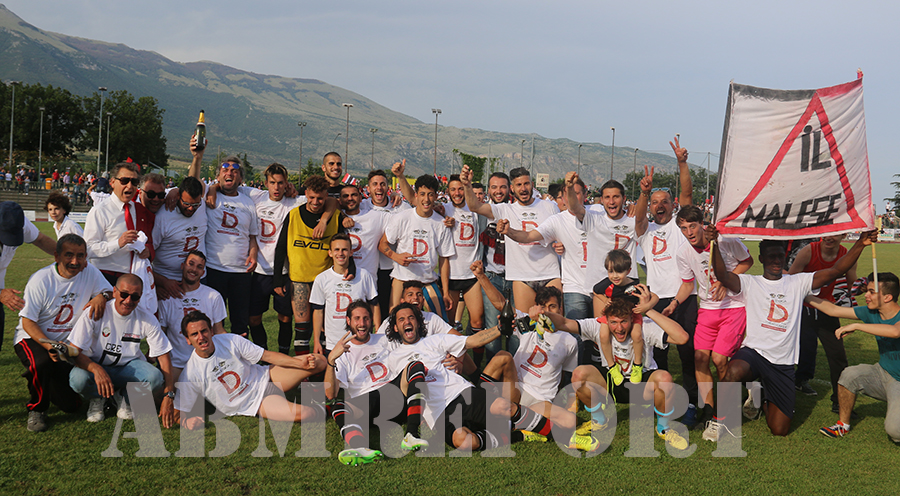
left=789, top=234, right=856, bottom=405
left=341, top=183, right=389, bottom=280
left=319, top=152, right=347, bottom=198
left=673, top=205, right=753, bottom=432
left=152, top=136, right=207, bottom=301
left=462, top=165, right=561, bottom=313
left=565, top=171, right=638, bottom=313
left=67, top=274, right=176, bottom=426
left=311, top=234, right=379, bottom=356
left=378, top=174, right=455, bottom=312
left=12, top=234, right=112, bottom=432
left=273, top=175, right=347, bottom=355
left=156, top=250, right=226, bottom=381
left=443, top=174, right=486, bottom=334
left=709, top=226, right=876, bottom=438
left=633, top=138, right=699, bottom=421
left=809, top=272, right=900, bottom=440
left=376, top=281, right=455, bottom=336
left=385, top=303, right=557, bottom=451
left=176, top=311, right=327, bottom=428
left=203, top=156, right=259, bottom=339
left=547, top=285, right=692, bottom=451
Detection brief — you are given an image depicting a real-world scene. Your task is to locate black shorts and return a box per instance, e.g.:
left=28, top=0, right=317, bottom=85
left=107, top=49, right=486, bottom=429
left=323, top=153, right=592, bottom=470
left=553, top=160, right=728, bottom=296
left=343, top=374, right=406, bottom=424
left=521, top=278, right=555, bottom=292
left=249, top=273, right=293, bottom=317
left=589, top=361, right=653, bottom=404
left=442, top=387, right=487, bottom=446
left=732, top=347, right=796, bottom=419
left=449, top=278, right=478, bottom=293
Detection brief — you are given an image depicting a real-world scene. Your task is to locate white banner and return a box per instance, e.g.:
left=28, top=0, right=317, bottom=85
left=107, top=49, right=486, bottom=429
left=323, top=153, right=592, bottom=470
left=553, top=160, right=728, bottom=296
left=714, top=78, right=874, bottom=239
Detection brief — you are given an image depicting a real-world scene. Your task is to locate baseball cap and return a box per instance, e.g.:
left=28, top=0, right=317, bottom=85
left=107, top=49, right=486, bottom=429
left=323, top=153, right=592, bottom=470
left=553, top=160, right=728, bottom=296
left=0, top=202, right=26, bottom=246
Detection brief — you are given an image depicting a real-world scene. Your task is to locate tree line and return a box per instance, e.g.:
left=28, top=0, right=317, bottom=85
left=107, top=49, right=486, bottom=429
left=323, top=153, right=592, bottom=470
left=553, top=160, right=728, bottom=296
left=0, top=81, right=168, bottom=170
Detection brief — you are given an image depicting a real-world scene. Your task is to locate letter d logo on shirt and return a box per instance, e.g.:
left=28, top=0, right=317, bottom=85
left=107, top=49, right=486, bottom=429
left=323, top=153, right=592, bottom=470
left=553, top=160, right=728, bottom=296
left=217, top=371, right=242, bottom=394
left=222, top=212, right=238, bottom=229
left=767, top=300, right=789, bottom=323
left=366, top=362, right=388, bottom=382
left=526, top=346, right=549, bottom=368
left=413, top=239, right=429, bottom=257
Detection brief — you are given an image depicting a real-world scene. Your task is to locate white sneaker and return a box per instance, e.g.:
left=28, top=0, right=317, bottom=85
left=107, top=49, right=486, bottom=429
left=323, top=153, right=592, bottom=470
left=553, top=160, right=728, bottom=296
left=742, top=395, right=760, bottom=420
left=400, top=432, right=429, bottom=451
left=702, top=420, right=723, bottom=442
left=87, top=398, right=105, bottom=423
left=114, top=391, right=133, bottom=420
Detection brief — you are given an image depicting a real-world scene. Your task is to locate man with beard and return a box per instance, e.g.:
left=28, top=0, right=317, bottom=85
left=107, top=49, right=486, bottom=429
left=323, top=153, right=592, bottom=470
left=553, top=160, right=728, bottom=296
left=341, top=183, right=389, bottom=279
left=84, top=162, right=154, bottom=286
left=204, top=156, right=259, bottom=341
left=156, top=250, right=226, bottom=382
left=320, top=152, right=347, bottom=198
left=137, top=173, right=167, bottom=214
left=386, top=302, right=556, bottom=451
left=633, top=137, right=700, bottom=423
left=13, top=234, right=112, bottom=432
left=153, top=136, right=207, bottom=301
left=462, top=165, right=561, bottom=315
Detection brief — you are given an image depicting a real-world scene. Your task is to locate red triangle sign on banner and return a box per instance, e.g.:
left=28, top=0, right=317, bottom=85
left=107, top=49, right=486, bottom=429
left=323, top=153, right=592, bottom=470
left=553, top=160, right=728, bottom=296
left=717, top=85, right=867, bottom=235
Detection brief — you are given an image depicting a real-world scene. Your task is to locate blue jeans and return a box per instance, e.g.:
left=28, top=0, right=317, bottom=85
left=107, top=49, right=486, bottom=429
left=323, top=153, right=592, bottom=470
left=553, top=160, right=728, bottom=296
left=69, top=359, right=163, bottom=401
left=482, top=271, right=519, bottom=358
left=563, top=292, right=592, bottom=320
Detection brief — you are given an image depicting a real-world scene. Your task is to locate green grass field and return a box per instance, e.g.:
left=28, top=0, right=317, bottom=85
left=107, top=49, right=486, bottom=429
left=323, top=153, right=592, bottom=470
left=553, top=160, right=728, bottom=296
left=1, top=224, right=898, bottom=495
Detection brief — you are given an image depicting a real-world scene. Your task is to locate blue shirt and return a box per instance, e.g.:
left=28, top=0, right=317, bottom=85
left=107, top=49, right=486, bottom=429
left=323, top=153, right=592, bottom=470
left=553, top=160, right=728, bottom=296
left=854, top=306, right=900, bottom=382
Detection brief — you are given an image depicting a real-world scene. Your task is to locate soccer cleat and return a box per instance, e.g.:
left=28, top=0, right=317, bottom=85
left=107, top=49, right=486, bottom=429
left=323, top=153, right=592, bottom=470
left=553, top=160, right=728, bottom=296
left=630, top=364, right=643, bottom=384
left=796, top=381, right=817, bottom=396
left=658, top=428, right=689, bottom=451
left=401, top=432, right=430, bottom=451
left=608, top=364, right=624, bottom=386
left=820, top=421, right=850, bottom=438
left=520, top=430, right=548, bottom=442
left=338, top=448, right=384, bottom=466
left=681, top=404, right=699, bottom=430
left=575, top=419, right=609, bottom=436
left=87, top=398, right=106, bottom=423
left=27, top=410, right=48, bottom=432
left=568, top=432, right=600, bottom=452
left=702, top=420, right=723, bottom=442
left=742, top=395, right=760, bottom=420
left=114, top=391, right=133, bottom=420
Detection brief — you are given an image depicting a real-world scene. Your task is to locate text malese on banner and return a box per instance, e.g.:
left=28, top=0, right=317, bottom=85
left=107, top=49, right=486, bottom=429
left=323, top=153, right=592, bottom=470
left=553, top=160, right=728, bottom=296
left=713, top=78, right=874, bottom=239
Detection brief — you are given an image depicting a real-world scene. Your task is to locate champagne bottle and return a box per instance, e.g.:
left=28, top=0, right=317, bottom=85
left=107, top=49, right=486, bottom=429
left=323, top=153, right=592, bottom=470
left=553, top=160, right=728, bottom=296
left=193, top=110, right=207, bottom=150
left=499, top=289, right=515, bottom=336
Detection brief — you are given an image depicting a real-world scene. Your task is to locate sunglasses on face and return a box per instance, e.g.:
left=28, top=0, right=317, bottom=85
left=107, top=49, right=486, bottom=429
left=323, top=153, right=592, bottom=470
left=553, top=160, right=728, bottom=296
left=180, top=198, right=202, bottom=208
left=116, top=289, right=142, bottom=301
left=221, top=163, right=241, bottom=170
left=143, top=190, right=166, bottom=200
left=651, top=187, right=671, bottom=193
left=117, top=177, right=139, bottom=186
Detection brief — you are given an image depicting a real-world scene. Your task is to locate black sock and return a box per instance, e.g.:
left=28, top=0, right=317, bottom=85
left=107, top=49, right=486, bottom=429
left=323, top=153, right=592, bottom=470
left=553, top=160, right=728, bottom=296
left=249, top=324, right=267, bottom=349
left=511, top=404, right=553, bottom=437
left=294, top=322, right=311, bottom=355
left=332, top=400, right=366, bottom=448
left=278, top=320, right=292, bottom=354
left=405, top=361, right=426, bottom=438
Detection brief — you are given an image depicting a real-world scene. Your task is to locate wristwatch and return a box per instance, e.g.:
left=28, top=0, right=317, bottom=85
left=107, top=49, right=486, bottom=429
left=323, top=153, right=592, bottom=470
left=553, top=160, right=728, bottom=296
left=100, top=290, right=114, bottom=301
left=165, top=391, right=176, bottom=399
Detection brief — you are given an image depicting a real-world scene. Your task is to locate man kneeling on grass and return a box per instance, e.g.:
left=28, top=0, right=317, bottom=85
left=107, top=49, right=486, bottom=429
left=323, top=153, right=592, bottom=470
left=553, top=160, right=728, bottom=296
left=175, top=310, right=326, bottom=429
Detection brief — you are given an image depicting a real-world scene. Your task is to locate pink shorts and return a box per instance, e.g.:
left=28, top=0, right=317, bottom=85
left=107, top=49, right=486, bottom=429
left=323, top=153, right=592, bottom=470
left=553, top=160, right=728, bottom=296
left=694, top=307, right=746, bottom=357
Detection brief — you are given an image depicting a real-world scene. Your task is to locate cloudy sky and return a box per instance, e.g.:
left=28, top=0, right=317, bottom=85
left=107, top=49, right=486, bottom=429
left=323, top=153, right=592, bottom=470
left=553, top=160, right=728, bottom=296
left=7, top=0, right=898, bottom=208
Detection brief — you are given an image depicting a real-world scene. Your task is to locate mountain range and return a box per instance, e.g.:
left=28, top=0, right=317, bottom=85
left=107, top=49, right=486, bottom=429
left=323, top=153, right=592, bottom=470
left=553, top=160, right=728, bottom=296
left=0, top=4, right=690, bottom=185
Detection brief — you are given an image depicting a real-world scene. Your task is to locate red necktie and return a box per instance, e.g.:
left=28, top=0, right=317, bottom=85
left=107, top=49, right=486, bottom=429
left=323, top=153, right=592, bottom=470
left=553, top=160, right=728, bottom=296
left=124, top=203, right=135, bottom=231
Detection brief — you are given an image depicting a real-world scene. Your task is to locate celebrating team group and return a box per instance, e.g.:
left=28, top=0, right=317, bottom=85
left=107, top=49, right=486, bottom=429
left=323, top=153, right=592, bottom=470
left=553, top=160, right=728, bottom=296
left=8, top=131, right=899, bottom=466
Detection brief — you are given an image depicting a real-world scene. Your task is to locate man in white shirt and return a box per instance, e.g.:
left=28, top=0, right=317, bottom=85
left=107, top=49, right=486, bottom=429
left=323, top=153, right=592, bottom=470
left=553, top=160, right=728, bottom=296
left=68, top=274, right=176, bottom=427
left=84, top=162, right=154, bottom=286
left=175, top=310, right=327, bottom=428
left=379, top=174, right=455, bottom=312
left=311, top=234, right=379, bottom=356
left=462, top=165, right=561, bottom=313
left=204, top=156, right=259, bottom=341
left=1, top=201, right=57, bottom=353
left=157, top=250, right=227, bottom=379
left=13, top=234, right=112, bottom=432
left=341, top=183, right=389, bottom=285
left=443, top=174, right=486, bottom=335
left=152, top=136, right=207, bottom=300
left=633, top=138, right=701, bottom=420
left=709, top=227, right=877, bottom=439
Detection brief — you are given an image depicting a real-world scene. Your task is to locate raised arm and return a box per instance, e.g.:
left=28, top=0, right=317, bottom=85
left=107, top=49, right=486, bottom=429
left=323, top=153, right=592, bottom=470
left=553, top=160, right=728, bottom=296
left=634, top=166, right=652, bottom=236
left=460, top=164, right=495, bottom=218
left=671, top=137, right=693, bottom=207
left=787, top=244, right=812, bottom=274
left=811, top=231, right=877, bottom=290
left=495, top=218, right=544, bottom=244
left=565, top=171, right=585, bottom=222
left=187, top=135, right=204, bottom=179
left=391, top=160, right=417, bottom=206
left=471, top=261, right=505, bottom=311
left=707, top=225, right=741, bottom=294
